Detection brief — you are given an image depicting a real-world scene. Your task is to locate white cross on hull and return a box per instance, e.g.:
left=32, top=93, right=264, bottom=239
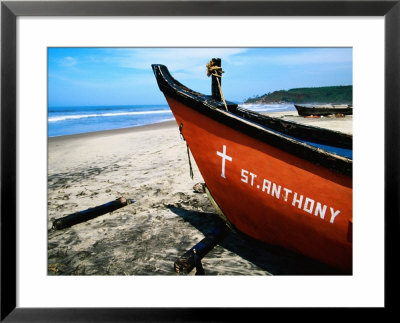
left=217, top=145, right=232, bottom=179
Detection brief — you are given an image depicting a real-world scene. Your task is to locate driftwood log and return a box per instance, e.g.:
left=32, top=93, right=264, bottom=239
left=174, top=226, right=228, bottom=274
left=52, top=197, right=132, bottom=230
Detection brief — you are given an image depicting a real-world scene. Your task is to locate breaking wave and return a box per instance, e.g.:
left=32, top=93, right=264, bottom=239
left=48, top=110, right=172, bottom=122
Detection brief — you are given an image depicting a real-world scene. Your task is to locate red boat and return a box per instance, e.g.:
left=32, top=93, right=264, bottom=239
left=152, top=61, right=352, bottom=273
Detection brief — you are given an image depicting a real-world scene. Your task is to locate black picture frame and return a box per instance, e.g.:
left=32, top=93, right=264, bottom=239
left=1, top=0, right=398, bottom=321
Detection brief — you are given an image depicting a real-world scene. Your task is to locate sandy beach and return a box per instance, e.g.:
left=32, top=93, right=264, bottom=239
left=264, top=110, right=353, bottom=135
left=48, top=120, right=342, bottom=276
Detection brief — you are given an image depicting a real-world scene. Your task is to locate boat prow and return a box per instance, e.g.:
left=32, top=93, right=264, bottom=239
left=152, top=63, right=352, bottom=273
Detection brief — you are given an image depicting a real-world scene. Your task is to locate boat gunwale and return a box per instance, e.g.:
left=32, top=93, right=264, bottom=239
left=152, top=64, right=352, bottom=177
left=232, top=105, right=352, bottom=149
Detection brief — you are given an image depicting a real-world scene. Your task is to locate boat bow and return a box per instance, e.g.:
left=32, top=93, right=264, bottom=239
left=152, top=64, right=352, bottom=177
left=152, top=62, right=353, bottom=273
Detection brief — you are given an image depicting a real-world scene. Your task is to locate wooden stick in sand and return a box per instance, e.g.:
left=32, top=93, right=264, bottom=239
left=174, top=225, right=228, bottom=274
left=52, top=197, right=134, bottom=230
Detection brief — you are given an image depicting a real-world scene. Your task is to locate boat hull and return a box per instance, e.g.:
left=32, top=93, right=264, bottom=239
left=295, top=104, right=353, bottom=116
left=165, top=96, right=352, bottom=273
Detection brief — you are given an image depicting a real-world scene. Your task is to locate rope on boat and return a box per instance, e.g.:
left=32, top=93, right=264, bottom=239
left=206, top=60, right=229, bottom=112
left=179, top=123, right=194, bottom=180
left=186, top=144, right=194, bottom=179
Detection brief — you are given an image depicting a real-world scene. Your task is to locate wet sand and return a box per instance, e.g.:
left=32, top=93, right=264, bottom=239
left=48, top=120, right=343, bottom=276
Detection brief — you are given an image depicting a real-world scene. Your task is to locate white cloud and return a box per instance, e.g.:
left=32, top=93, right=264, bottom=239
left=107, top=48, right=247, bottom=79
left=59, top=56, right=78, bottom=67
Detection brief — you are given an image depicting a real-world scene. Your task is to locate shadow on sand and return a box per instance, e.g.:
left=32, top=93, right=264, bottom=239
left=167, top=205, right=345, bottom=276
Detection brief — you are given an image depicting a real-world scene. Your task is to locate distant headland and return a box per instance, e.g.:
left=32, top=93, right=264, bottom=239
left=244, top=85, right=352, bottom=104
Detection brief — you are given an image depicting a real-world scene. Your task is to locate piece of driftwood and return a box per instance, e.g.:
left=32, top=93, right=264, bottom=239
left=52, top=197, right=133, bottom=230
left=174, top=226, right=228, bottom=274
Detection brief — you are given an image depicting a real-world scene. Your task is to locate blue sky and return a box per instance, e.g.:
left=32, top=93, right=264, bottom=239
left=48, top=47, right=352, bottom=107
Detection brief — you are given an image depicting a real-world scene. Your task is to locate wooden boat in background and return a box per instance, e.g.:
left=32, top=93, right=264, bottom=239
left=152, top=62, right=352, bottom=273
left=294, top=104, right=353, bottom=117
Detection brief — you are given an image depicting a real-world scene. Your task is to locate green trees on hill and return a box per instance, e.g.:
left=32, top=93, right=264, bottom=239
left=245, top=85, right=352, bottom=104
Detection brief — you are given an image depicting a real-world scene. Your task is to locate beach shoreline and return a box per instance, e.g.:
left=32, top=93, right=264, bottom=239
left=49, top=109, right=352, bottom=143
left=48, top=115, right=342, bottom=276
left=48, top=119, right=177, bottom=142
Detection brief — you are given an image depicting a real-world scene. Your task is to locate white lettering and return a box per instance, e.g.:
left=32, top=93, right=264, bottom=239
left=241, top=169, right=248, bottom=183
left=314, top=203, right=327, bottom=219
left=329, top=208, right=340, bottom=223
left=292, top=193, right=303, bottom=209
left=303, top=198, right=315, bottom=214
left=283, top=188, right=292, bottom=202
left=238, top=170, right=343, bottom=225
left=272, top=183, right=281, bottom=199
left=262, top=179, right=271, bottom=194
left=249, top=172, right=257, bottom=186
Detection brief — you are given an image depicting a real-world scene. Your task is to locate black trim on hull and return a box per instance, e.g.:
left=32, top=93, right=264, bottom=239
left=152, top=64, right=352, bottom=177
left=231, top=106, right=352, bottom=149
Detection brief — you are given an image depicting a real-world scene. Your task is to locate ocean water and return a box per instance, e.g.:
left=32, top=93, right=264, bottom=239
left=48, top=103, right=296, bottom=137
left=48, top=103, right=350, bottom=160
left=48, top=105, right=174, bottom=137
